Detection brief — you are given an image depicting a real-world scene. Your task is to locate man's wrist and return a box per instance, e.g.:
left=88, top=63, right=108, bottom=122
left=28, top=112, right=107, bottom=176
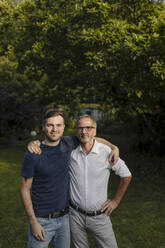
left=113, top=198, right=121, bottom=205
left=29, top=216, right=38, bottom=225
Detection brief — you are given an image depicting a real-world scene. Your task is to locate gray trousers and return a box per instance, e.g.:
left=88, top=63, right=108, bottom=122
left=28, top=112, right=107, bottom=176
left=69, top=207, right=118, bottom=248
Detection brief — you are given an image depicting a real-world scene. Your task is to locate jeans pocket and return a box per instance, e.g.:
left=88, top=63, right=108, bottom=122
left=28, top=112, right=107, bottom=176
left=37, top=217, right=49, bottom=225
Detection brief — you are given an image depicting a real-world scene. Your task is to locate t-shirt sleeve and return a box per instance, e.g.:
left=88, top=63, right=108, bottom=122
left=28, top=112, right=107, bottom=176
left=111, top=158, right=132, bottom=178
left=62, top=136, right=80, bottom=150
left=21, top=151, right=39, bottom=178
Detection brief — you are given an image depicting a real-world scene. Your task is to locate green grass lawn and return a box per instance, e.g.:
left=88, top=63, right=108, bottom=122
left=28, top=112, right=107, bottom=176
left=0, top=128, right=165, bottom=248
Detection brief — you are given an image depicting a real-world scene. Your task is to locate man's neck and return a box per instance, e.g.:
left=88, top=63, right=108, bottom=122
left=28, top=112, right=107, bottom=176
left=81, top=139, right=95, bottom=155
left=43, top=139, right=60, bottom=146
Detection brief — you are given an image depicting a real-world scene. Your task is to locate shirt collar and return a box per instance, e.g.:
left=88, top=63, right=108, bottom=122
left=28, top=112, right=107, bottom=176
left=78, top=140, right=100, bottom=154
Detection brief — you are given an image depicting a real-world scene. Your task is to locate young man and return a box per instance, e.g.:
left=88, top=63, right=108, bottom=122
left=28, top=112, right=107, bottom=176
left=21, top=109, right=119, bottom=248
left=69, top=115, right=132, bottom=248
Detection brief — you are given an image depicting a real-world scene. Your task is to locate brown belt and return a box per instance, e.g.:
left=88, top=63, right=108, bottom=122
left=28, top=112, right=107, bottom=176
left=37, top=207, right=69, bottom=219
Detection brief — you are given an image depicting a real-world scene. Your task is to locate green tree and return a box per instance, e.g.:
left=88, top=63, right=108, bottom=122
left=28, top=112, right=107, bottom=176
left=0, top=0, right=164, bottom=157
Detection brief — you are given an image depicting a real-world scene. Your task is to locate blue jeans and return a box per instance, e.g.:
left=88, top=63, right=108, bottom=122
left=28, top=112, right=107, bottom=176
left=27, top=214, right=70, bottom=248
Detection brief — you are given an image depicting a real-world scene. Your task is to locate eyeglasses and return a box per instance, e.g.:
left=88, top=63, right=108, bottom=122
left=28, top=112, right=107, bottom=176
left=77, top=126, right=95, bottom=132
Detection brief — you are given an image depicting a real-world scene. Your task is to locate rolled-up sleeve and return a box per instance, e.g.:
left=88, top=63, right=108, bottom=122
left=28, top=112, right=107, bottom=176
left=111, top=158, right=132, bottom=178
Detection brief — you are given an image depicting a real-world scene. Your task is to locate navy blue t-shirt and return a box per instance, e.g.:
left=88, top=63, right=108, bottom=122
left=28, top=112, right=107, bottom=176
left=21, top=136, right=79, bottom=216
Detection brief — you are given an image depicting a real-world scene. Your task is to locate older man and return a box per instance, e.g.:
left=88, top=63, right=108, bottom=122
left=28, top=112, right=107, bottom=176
left=69, top=115, right=132, bottom=248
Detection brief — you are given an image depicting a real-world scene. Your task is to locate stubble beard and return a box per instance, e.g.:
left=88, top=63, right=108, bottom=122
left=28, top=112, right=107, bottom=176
left=79, top=135, right=94, bottom=145
left=45, top=133, right=62, bottom=144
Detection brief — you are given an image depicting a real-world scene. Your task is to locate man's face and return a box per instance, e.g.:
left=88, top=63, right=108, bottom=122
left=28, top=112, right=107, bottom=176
left=77, top=117, right=96, bottom=144
left=43, top=115, right=65, bottom=143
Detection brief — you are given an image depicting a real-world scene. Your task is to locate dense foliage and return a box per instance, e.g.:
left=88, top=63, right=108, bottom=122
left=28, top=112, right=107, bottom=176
left=0, top=0, right=164, bottom=158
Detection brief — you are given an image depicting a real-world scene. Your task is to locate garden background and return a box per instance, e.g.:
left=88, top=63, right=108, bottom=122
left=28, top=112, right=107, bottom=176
left=0, top=0, right=165, bottom=247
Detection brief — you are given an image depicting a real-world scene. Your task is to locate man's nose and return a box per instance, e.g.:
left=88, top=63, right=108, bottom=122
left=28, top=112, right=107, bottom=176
left=52, top=125, right=58, bottom=131
left=82, top=128, right=87, bottom=133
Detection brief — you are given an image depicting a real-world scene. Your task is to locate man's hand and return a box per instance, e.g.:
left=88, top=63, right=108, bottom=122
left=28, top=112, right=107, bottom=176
left=109, top=146, right=119, bottom=165
left=101, top=176, right=132, bottom=215
left=31, top=221, right=45, bottom=241
left=101, top=199, right=119, bottom=215
left=27, top=140, right=41, bottom=154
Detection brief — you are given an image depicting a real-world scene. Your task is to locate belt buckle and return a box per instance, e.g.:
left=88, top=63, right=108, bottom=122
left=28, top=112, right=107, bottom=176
left=94, top=210, right=97, bottom=216
left=76, top=206, right=79, bottom=211
left=51, top=212, right=60, bottom=218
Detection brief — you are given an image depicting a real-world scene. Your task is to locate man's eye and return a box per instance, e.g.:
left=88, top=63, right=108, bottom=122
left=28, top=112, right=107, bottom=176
left=78, top=126, right=94, bottom=131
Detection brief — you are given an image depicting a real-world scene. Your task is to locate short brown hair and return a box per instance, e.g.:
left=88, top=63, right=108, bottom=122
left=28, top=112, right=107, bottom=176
left=42, top=108, right=65, bottom=125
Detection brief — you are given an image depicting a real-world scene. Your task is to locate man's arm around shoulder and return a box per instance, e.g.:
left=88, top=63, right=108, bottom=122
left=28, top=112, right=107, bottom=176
left=95, top=137, right=119, bottom=165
